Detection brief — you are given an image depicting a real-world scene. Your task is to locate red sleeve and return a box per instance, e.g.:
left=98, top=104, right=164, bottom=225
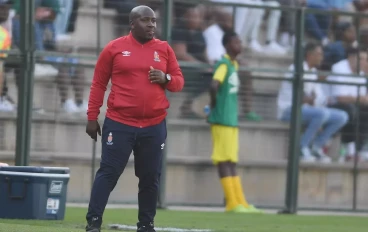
left=87, top=42, right=114, bottom=121
left=166, top=44, right=184, bottom=92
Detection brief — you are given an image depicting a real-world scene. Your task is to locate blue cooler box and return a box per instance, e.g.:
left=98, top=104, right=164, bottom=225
left=0, top=166, right=70, bottom=220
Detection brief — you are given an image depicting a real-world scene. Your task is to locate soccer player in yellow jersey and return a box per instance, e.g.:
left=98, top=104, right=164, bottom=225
left=208, top=31, right=262, bottom=213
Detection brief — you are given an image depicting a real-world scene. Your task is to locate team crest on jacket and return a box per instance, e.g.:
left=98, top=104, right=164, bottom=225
left=153, top=51, right=160, bottom=62
left=107, top=132, right=113, bottom=145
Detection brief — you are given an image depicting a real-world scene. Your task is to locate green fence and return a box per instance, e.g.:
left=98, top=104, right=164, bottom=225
left=1, top=0, right=368, bottom=213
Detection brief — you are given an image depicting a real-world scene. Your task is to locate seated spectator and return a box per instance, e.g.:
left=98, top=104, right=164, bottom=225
left=172, top=6, right=208, bottom=63
left=327, top=47, right=368, bottom=161
left=278, top=0, right=302, bottom=48
left=1, top=47, right=87, bottom=114
left=305, top=0, right=358, bottom=45
left=212, top=0, right=286, bottom=54
left=53, top=51, right=88, bottom=113
left=54, top=0, right=75, bottom=41
left=65, top=0, right=80, bottom=36
left=203, top=10, right=233, bottom=64
left=0, top=2, right=14, bottom=112
left=277, top=42, right=348, bottom=162
left=171, top=5, right=210, bottom=118
left=0, top=0, right=14, bottom=39
left=12, top=0, right=59, bottom=77
left=305, top=0, right=333, bottom=46
left=337, top=0, right=368, bottom=23
left=322, top=22, right=357, bottom=71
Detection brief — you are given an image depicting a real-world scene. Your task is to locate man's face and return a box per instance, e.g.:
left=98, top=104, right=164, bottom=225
left=185, top=7, right=202, bottom=30
left=132, top=9, right=157, bottom=40
left=220, top=12, right=233, bottom=31
left=310, top=46, right=323, bottom=67
left=344, top=26, right=356, bottom=43
left=228, top=36, right=242, bottom=56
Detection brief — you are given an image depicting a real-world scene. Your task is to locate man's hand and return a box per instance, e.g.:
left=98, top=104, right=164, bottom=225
left=86, top=120, right=101, bottom=141
left=149, top=66, right=166, bottom=84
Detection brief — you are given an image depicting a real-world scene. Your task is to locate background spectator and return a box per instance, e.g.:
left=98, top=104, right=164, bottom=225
left=305, top=0, right=332, bottom=46
left=278, top=0, right=301, bottom=48
left=0, top=2, right=13, bottom=112
left=277, top=43, right=348, bottom=163
left=212, top=0, right=286, bottom=54
left=0, top=0, right=14, bottom=39
left=12, top=0, right=59, bottom=76
left=65, top=0, right=80, bottom=35
left=337, top=0, right=368, bottom=23
left=203, top=10, right=233, bottom=64
left=171, top=5, right=211, bottom=118
left=55, top=52, right=88, bottom=113
left=327, top=47, right=368, bottom=161
left=322, top=22, right=357, bottom=71
left=54, top=0, right=75, bottom=41
left=172, top=6, right=208, bottom=63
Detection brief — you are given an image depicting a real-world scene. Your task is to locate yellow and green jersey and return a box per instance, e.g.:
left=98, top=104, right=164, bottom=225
left=0, top=25, right=11, bottom=58
left=208, top=54, right=240, bottom=127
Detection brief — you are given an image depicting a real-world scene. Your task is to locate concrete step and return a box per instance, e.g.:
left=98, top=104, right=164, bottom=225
left=0, top=113, right=342, bottom=162
left=0, top=113, right=292, bottom=161
left=1, top=154, right=367, bottom=208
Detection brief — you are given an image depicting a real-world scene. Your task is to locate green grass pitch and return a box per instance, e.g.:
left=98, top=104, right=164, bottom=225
left=0, top=207, right=367, bottom=232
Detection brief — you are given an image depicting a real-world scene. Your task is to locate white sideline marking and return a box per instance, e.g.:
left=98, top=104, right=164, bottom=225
left=109, top=224, right=212, bottom=232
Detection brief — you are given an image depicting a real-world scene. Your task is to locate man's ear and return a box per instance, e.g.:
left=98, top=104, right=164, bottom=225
left=129, top=20, right=134, bottom=29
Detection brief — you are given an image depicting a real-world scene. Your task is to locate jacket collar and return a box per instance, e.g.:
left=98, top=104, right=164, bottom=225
left=128, top=32, right=156, bottom=47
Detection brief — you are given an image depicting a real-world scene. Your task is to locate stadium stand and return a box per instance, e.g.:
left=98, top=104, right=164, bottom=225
left=1, top=0, right=368, bottom=209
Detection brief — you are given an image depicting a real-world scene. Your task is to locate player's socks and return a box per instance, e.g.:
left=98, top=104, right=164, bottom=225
left=220, top=176, right=239, bottom=211
left=232, top=176, right=250, bottom=207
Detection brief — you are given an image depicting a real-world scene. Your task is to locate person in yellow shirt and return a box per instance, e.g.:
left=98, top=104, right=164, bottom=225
left=0, top=3, right=12, bottom=111
left=207, top=31, right=262, bottom=213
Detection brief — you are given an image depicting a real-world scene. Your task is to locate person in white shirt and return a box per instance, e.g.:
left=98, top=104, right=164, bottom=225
left=327, top=47, right=368, bottom=161
left=203, top=10, right=233, bottom=64
left=277, top=43, right=348, bottom=162
left=210, top=0, right=287, bottom=55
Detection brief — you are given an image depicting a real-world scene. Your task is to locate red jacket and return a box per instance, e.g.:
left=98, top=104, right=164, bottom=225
left=87, top=33, right=184, bottom=128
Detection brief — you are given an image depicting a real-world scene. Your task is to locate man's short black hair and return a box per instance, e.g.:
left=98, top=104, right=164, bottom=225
left=335, top=22, right=353, bottom=40
left=222, top=30, right=238, bottom=47
left=304, top=42, right=321, bottom=58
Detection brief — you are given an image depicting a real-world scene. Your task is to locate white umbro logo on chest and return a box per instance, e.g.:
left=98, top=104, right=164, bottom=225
left=122, top=51, right=131, bottom=56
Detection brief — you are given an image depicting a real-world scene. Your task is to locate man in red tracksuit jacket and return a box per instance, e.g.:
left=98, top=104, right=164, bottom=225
left=85, top=5, right=184, bottom=232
